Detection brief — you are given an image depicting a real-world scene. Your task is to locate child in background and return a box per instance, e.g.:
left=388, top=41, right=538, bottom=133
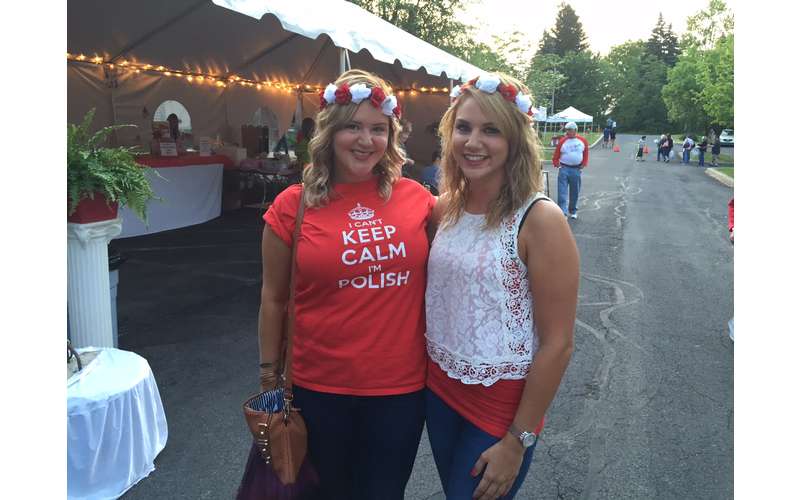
left=636, top=136, right=646, bottom=162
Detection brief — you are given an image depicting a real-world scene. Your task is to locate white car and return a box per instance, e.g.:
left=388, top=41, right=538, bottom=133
left=719, top=129, right=734, bottom=147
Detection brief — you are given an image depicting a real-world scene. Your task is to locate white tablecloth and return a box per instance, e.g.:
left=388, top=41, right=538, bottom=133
left=117, top=163, right=223, bottom=239
left=68, top=348, right=168, bottom=499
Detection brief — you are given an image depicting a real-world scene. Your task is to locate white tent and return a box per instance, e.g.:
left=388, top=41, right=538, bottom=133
left=546, top=106, right=593, bottom=124
left=542, top=106, right=594, bottom=134
left=67, top=0, right=486, bottom=162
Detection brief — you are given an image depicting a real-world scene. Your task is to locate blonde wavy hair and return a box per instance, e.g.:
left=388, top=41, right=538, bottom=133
left=438, top=73, right=543, bottom=229
left=302, top=69, right=404, bottom=208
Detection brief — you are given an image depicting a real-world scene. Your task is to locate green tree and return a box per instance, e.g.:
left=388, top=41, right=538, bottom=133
left=538, top=2, right=589, bottom=57
left=683, top=0, right=734, bottom=50
left=604, top=41, right=670, bottom=131
left=646, top=13, right=681, bottom=67
left=348, top=0, right=475, bottom=59
left=661, top=49, right=709, bottom=132
left=538, top=29, right=558, bottom=55
left=698, top=34, right=734, bottom=127
left=557, top=51, right=608, bottom=120
left=663, top=0, right=733, bottom=130
left=526, top=53, right=567, bottom=113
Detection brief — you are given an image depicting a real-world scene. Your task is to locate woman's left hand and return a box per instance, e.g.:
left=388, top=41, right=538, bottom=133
left=471, top=434, right=525, bottom=500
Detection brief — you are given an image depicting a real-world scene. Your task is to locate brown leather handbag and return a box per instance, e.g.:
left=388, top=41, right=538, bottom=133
left=237, top=191, right=317, bottom=499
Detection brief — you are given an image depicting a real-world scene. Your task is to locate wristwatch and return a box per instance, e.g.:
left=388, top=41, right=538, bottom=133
left=508, top=423, right=537, bottom=448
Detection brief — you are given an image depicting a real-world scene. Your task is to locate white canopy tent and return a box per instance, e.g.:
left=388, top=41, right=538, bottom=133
left=542, top=106, right=594, bottom=135
left=67, top=0, right=486, bottom=162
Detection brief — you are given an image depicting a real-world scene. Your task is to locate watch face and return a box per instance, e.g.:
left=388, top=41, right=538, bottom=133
left=522, top=433, right=536, bottom=448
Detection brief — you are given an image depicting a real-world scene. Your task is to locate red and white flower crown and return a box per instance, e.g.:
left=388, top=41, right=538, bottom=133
left=450, top=75, right=534, bottom=117
left=319, top=82, right=401, bottom=118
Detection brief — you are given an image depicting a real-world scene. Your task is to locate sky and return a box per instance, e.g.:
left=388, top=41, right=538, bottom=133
left=458, top=0, right=711, bottom=62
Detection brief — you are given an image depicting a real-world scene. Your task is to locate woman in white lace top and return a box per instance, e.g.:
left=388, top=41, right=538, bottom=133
left=425, top=73, right=579, bottom=500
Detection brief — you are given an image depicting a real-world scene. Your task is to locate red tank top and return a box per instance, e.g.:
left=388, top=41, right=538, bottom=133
left=427, top=359, right=545, bottom=439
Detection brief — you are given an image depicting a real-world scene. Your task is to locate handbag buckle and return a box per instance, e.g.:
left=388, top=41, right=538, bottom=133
left=256, top=422, right=271, bottom=463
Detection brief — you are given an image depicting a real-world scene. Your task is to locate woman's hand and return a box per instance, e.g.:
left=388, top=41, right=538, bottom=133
left=471, top=434, right=525, bottom=500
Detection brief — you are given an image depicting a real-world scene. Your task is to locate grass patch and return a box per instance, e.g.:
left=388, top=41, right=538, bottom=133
left=715, top=167, right=734, bottom=178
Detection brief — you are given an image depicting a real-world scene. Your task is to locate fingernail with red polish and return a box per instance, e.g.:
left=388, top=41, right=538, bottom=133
left=470, top=468, right=477, bottom=477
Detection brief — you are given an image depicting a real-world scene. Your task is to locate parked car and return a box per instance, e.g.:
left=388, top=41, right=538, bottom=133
left=719, top=129, right=734, bottom=147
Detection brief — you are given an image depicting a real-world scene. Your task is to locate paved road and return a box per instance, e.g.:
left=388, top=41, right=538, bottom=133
left=115, top=133, right=733, bottom=499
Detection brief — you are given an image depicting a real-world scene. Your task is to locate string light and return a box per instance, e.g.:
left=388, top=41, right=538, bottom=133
left=66, top=52, right=451, bottom=97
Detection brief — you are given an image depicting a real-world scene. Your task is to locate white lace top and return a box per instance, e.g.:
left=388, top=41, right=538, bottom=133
left=425, top=194, right=548, bottom=386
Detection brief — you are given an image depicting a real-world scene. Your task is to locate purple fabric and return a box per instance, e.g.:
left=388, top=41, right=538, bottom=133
left=236, top=442, right=319, bottom=500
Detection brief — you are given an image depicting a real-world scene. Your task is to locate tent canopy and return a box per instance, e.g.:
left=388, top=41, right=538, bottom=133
left=546, top=106, right=594, bottom=123
left=67, top=0, right=486, bottom=162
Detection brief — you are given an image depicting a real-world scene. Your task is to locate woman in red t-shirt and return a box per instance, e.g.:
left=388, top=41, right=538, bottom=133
left=258, top=69, right=434, bottom=499
left=425, top=73, right=579, bottom=499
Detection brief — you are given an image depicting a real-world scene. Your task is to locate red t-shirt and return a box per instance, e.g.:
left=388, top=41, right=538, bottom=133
left=264, top=177, right=435, bottom=396
left=427, top=361, right=545, bottom=439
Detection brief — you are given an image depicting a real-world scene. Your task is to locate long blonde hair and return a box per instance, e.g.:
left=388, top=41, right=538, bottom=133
left=302, top=69, right=404, bottom=208
left=438, top=73, right=543, bottom=228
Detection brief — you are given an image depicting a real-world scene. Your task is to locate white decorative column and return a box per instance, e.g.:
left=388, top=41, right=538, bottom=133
left=68, top=218, right=122, bottom=348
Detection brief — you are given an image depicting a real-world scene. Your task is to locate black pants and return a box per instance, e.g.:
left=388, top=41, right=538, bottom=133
left=293, top=385, right=426, bottom=500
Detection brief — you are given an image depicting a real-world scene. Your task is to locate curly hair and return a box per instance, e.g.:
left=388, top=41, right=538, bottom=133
left=438, top=73, right=543, bottom=229
left=302, top=69, right=405, bottom=208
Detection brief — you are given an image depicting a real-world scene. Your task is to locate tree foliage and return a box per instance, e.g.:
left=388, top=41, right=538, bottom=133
left=526, top=53, right=566, bottom=111
left=663, top=0, right=734, bottom=130
left=557, top=51, right=608, bottom=120
left=646, top=13, right=681, bottom=67
left=537, top=2, right=589, bottom=57
left=348, top=0, right=475, bottom=60
left=603, top=41, right=670, bottom=131
left=683, top=0, right=734, bottom=50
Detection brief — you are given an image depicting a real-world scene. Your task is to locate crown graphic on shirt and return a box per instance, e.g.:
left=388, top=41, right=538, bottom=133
left=348, top=203, right=375, bottom=221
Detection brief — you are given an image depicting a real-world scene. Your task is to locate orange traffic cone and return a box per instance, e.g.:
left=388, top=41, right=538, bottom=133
left=613, top=144, right=620, bottom=152
left=643, top=146, right=650, bottom=154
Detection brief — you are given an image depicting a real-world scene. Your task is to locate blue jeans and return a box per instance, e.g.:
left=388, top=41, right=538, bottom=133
left=292, top=386, right=426, bottom=500
left=426, top=389, right=536, bottom=499
left=683, top=150, right=690, bottom=164
left=698, top=150, right=705, bottom=166
left=557, top=166, right=582, bottom=215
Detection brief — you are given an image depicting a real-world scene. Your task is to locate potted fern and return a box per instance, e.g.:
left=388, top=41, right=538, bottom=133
left=68, top=109, right=156, bottom=223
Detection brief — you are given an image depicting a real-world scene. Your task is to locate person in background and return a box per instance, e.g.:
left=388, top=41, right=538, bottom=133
left=399, top=119, right=415, bottom=177
left=609, top=121, right=617, bottom=149
left=602, top=125, right=610, bottom=149
left=682, top=135, right=695, bottom=165
left=636, top=136, right=647, bottom=162
left=666, top=134, right=674, bottom=163
left=711, top=133, right=722, bottom=167
left=165, top=113, right=187, bottom=153
left=553, top=121, right=589, bottom=219
left=727, top=197, right=734, bottom=341
left=258, top=69, right=435, bottom=499
left=728, top=197, right=734, bottom=244
left=293, top=117, right=315, bottom=166
left=426, top=72, right=578, bottom=500
left=697, top=136, right=708, bottom=167
left=657, top=134, right=667, bottom=162
left=419, top=149, right=442, bottom=195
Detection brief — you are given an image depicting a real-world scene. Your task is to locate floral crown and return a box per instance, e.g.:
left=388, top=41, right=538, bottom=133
left=450, top=75, right=534, bottom=117
left=319, top=82, right=401, bottom=118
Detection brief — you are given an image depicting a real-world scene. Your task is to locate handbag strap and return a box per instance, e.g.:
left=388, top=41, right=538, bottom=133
left=282, top=187, right=305, bottom=395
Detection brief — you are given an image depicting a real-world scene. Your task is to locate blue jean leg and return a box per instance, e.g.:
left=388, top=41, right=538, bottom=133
left=557, top=168, right=570, bottom=215
left=425, top=389, right=536, bottom=500
left=293, top=386, right=425, bottom=500
left=683, top=150, right=690, bottom=164
left=698, top=150, right=705, bottom=166
left=567, top=167, right=582, bottom=214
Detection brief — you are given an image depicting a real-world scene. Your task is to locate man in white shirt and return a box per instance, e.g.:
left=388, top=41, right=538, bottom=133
left=552, top=122, right=589, bottom=219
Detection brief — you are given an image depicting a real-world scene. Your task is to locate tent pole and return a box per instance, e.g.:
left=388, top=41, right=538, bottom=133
left=339, top=48, right=347, bottom=74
